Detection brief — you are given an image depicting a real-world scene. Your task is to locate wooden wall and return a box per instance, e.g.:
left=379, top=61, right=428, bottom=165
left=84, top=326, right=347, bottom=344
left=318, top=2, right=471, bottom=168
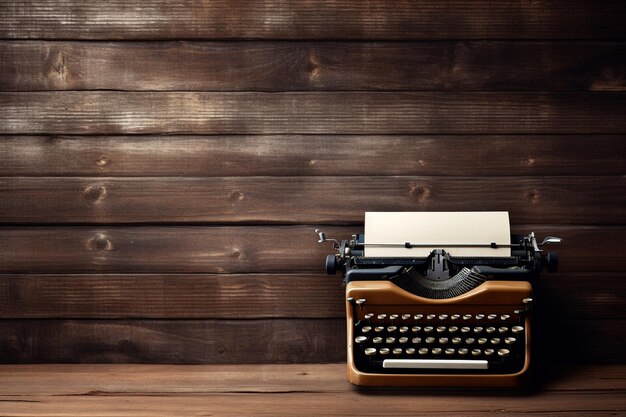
left=0, top=1, right=624, bottom=364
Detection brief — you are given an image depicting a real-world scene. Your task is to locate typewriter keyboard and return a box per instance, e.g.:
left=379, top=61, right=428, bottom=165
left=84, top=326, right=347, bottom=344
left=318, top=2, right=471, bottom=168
left=353, top=312, right=526, bottom=374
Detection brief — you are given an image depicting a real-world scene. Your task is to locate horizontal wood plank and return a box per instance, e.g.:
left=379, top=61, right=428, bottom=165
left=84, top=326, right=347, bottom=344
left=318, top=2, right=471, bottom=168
left=0, top=319, right=621, bottom=364
left=1, top=364, right=624, bottom=395
left=2, top=92, right=626, bottom=134
left=0, top=273, right=622, bottom=320
left=0, top=226, right=621, bottom=274
left=1, top=1, right=624, bottom=40
left=1, top=135, right=624, bottom=177
left=2, top=41, right=625, bottom=91
left=0, top=176, right=622, bottom=224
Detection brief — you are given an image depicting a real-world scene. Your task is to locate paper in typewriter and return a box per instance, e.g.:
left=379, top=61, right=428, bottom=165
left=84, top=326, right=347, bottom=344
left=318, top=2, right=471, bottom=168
left=364, top=212, right=511, bottom=257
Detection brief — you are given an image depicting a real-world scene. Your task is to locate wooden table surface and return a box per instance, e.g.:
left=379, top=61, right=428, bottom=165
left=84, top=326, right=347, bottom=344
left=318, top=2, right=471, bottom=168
left=0, top=364, right=624, bottom=416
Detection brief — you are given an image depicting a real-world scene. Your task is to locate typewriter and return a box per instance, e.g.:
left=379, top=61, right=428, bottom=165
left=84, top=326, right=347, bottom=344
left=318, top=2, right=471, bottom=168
left=316, top=212, right=561, bottom=388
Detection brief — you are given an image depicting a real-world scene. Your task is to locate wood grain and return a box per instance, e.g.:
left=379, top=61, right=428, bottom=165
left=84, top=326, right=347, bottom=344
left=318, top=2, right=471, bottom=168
left=0, top=226, right=620, bottom=274
left=0, top=319, right=621, bottom=364
left=0, top=273, right=622, bottom=320
left=1, top=135, right=624, bottom=177
left=0, top=176, right=622, bottom=224
left=2, top=92, right=626, bottom=134
left=1, top=1, right=624, bottom=40
left=2, top=41, right=625, bottom=91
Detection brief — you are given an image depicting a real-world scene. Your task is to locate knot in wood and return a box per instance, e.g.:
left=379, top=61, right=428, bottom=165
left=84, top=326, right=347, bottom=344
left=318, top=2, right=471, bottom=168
left=229, top=191, right=244, bottom=202
left=83, top=184, right=107, bottom=203
left=87, top=234, right=114, bottom=251
left=525, top=189, right=540, bottom=203
left=410, top=184, right=431, bottom=201
left=229, top=249, right=243, bottom=259
left=95, top=156, right=110, bottom=168
left=525, top=156, right=536, bottom=166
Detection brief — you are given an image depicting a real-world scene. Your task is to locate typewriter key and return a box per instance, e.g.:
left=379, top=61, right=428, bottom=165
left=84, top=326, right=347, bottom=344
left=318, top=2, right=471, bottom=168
left=374, top=326, right=384, bottom=333
left=399, top=326, right=409, bottom=333
left=475, top=314, right=485, bottom=321
left=406, top=348, right=416, bottom=355
left=505, top=337, right=516, bottom=345
left=380, top=348, right=390, bottom=356
left=499, top=326, right=508, bottom=334
left=393, top=348, right=403, bottom=355
left=432, top=348, right=442, bottom=355
left=498, top=349, right=510, bottom=357
left=364, top=313, right=374, bottom=324
left=478, top=338, right=487, bottom=345
left=373, top=337, right=383, bottom=344
left=387, top=326, right=397, bottom=333
left=484, top=349, right=495, bottom=356
left=436, top=326, right=446, bottom=333
left=486, top=327, right=496, bottom=334
left=411, top=326, right=421, bottom=333
left=356, top=299, right=366, bottom=309
left=424, top=326, right=434, bottom=333
left=458, top=348, right=468, bottom=355
left=419, top=348, right=428, bottom=355
left=386, top=337, right=396, bottom=344
left=355, top=336, right=367, bottom=344
left=466, top=338, right=475, bottom=345
left=401, top=314, right=411, bottom=321
left=377, top=314, right=387, bottom=321
left=500, top=314, right=511, bottom=321
left=361, top=326, right=372, bottom=333
left=445, top=348, right=455, bottom=355
left=490, top=338, right=501, bottom=345
left=425, top=337, right=435, bottom=344
left=488, top=314, right=497, bottom=320
left=471, top=349, right=481, bottom=356
left=463, top=314, right=472, bottom=321
left=438, top=314, right=449, bottom=321
left=461, top=326, right=471, bottom=333
left=451, top=314, right=461, bottom=321
left=474, top=327, right=484, bottom=334
left=449, top=326, right=459, bottom=333
left=389, top=314, right=399, bottom=324
left=438, top=337, right=449, bottom=345
left=364, top=348, right=376, bottom=356
left=452, top=337, right=462, bottom=345
left=512, top=326, right=524, bottom=334
left=412, top=337, right=422, bottom=344
left=427, top=314, right=436, bottom=320
left=414, top=314, right=424, bottom=321
left=399, top=337, right=409, bottom=344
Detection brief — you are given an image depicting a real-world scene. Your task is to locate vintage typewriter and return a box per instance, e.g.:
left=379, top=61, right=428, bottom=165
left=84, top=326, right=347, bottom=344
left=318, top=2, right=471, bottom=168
left=316, top=212, right=561, bottom=387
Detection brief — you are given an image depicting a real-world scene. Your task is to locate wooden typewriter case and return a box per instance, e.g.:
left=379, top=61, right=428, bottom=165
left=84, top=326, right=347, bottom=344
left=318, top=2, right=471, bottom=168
left=346, top=280, right=532, bottom=388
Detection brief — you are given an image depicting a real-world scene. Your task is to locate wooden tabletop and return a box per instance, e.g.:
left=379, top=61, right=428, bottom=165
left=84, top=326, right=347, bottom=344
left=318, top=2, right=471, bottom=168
left=0, top=364, right=624, bottom=416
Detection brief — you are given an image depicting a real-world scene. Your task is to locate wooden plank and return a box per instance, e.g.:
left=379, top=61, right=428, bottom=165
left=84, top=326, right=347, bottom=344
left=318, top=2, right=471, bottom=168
left=0, top=274, right=344, bottom=319
left=0, top=392, right=624, bottom=417
left=0, top=364, right=624, bottom=396
left=0, top=319, right=346, bottom=364
left=2, top=92, right=625, bottom=134
left=0, top=176, right=623, bottom=224
left=0, top=319, right=622, bottom=364
left=1, top=1, right=624, bottom=40
left=0, top=273, right=621, bottom=320
left=1, top=135, right=624, bottom=177
left=1, top=41, right=625, bottom=92
left=0, top=225, right=620, bottom=274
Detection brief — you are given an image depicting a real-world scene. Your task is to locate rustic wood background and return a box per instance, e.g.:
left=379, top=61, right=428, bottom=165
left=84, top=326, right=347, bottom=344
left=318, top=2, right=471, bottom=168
left=0, top=1, right=624, bottom=364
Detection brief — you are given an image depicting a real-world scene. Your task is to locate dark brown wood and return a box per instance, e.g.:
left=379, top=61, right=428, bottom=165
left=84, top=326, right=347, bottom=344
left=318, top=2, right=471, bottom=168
left=0, top=273, right=621, bottom=320
left=0, top=274, right=344, bottom=319
left=1, top=135, right=624, bottom=177
left=0, top=319, right=346, bottom=364
left=0, top=176, right=622, bottom=224
left=1, top=1, right=624, bottom=40
left=0, top=226, right=621, bottom=274
left=0, top=318, right=622, bottom=364
left=2, top=41, right=625, bottom=91
left=2, top=92, right=626, bottom=134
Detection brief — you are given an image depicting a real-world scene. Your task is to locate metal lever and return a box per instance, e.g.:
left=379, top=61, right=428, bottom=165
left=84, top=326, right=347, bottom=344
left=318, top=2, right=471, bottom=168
left=315, top=229, right=339, bottom=248
left=539, top=236, right=563, bottom=246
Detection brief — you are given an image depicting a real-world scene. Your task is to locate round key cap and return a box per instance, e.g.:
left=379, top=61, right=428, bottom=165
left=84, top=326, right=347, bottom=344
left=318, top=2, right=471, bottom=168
left=488, top=314, right=497, bottom=320
left=458, top=348, right=468, bottom=355
left=475, top=314, right=485, bottom=320
left=452, top=337, right=462, bottom=345
left=425, top=337, right=435, bottom=344
left=436, top=326, right=446, bottom=333
left=498, top=349, right=510, bottom=357
left=361, top=326, right=372, bottom=333
left=356, top=299, right=366, bottom=306
left=387, top=326, right=397, bottom=333
left=427, top=314, right=436, bottom=320
left=432, top=348, right=442, bottom=355
left=419, top=348, right=428, bottom=355
left=399, top=326, right=409, bottom=333
left=393, top=348, right=403, bottom=355
left=364, top=348, right=376, bottom=356
left=500, top=314, right=510, bottom=321
left=411, top=337, right=422, bottom=344
left=399, top=337, right=409, bottom=344
left=406, top=348, right=416, bottom=355
left=484, top=349, right=495, bottom=356
left=386, top=337, right=395, bottom=344
left=512, top=326, right=524, bottom=334
left=471, top=349, right=481, bottom=356
left=389, top=314, right=399, bottom=321
left=439, top=314, right=449, bottom=320
left=411, top=326, right=422, bottom=333
left=355, top=336, right=367, bottom=343
left=414, top=314, right=424, bottom=320
left=439, top=337, right=449, bottom=345
left=451, top=314, right=461, bottom=320
left=374, top=326, right=384, bottom=333
left=449, top=326, right=459, bottom=333
left=466, top=338, right=475, bottom=345
left=402, top=314, right=411, bottom=321
left=445, top=348, right=455, bottom=355
left=377, top=314, right=387, bottom=321
left=380, top=348, right=390, bottom=355
left=424, top=326, right=434, bottom=333
left=364, top=313, right=374, bottom=320
left=486, top=327, right=496, bottom=334
left=463, top=314, right=472, bottom=320
left=474, top=327, right=484, bottom=334
left=505, top=337, right=516, bottom=345
left=499, top=327, right=508, bottom=334
left=478, top=338, right=487, bottom=345
left=373, top=337, right=383, bottom=344
left=461, top=326, right=471, bottom=333
left=491, top=338, right=501, bottom=345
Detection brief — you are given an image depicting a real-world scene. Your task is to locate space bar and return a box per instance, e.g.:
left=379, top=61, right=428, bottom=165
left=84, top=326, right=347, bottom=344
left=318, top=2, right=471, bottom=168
left=383, top=359, right=488, bottom=370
